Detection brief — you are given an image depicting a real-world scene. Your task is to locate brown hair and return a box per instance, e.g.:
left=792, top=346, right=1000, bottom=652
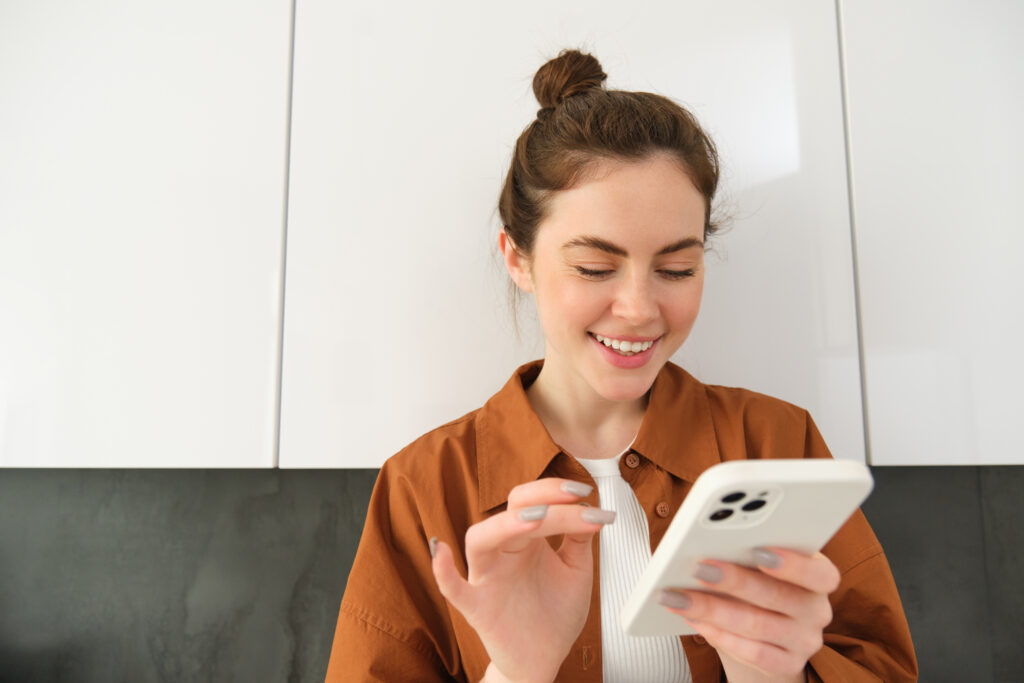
left=498, top=49, right=720, bottom=259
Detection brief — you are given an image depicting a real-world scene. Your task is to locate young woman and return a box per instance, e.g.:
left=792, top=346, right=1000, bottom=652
left=326, top=50, right=917, bottom=683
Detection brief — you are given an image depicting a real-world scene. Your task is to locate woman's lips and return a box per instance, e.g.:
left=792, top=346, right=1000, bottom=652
left=589, top=333, right=660, bottom=369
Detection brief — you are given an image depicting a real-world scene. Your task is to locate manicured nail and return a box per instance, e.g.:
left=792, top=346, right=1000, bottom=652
left=658, top=589, right=691, bottom=610
left=694, top=562, right=723, bottom=584
left=518, top=505, right=549, bottom=522
left=581, top=508, right=616, bottom=525
left=561, top=481, right=594, bottom=497
left=753, top=548, right=781, bottom=568
left=429, top=536, right=438, bottom=558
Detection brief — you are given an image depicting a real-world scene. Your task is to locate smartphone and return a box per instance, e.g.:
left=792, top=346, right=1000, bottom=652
left=620, top=458, right=873, bottom=637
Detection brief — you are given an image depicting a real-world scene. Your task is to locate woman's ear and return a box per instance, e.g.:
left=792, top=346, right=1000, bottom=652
left=499, top=230, right=534, bottom=292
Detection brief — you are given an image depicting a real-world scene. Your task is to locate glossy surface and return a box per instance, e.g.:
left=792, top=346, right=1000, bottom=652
left=281, top=0, right=864, bottom=467
left=0, top=1, right=292, bottom=466
left=841, top=0, right=1024, bottom=464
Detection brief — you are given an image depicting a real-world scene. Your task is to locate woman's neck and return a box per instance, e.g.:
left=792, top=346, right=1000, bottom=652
left=526, top=363, right=647, bottom=460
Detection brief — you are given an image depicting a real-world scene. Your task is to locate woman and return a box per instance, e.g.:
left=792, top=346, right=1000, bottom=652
left=326, top=49, right=917, bottom=682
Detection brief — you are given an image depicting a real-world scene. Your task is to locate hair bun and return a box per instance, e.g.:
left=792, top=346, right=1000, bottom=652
left=532, top=49, right=607, bottom=110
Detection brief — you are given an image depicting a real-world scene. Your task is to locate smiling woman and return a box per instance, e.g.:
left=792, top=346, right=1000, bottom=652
left=501, top=154, right=706, bottom=410
left=326, top=49, right=917, bottom=683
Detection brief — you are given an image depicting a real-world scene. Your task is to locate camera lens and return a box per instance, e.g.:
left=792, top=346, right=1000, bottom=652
left=709, top=509, right=733, bottom=521
left=721, top=492, right=745, bottom=503
left=741, top=499, right=766, bottom=512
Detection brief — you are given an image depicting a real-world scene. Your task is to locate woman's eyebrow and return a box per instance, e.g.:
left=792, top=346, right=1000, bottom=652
left=561, top=235, right=703, bottom=256
left=656, top=237, right=703, bottom=255
left=561, top=236, right=627, bottom=256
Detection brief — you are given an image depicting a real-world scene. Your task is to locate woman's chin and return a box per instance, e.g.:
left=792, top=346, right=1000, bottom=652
left=593, top=372, right=660, bottom=404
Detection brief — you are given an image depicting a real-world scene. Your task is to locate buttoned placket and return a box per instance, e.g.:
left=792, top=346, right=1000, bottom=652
left=552, top=453, right=604, bottom=679
left=622, top=453, right=712, bottom=654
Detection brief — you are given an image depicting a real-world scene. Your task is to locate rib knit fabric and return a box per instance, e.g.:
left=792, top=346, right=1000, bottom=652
left=575, top=453, right=691, bottom=683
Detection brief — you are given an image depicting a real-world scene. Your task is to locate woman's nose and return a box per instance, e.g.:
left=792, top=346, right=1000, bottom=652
left=611, top=275, right=658, bottom=325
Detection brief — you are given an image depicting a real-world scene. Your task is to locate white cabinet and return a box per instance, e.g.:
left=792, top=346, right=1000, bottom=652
left=841, top=0, right=1024, bottom=464
left=280, top=0, right=865, bottom=467
left=0, top=1, right=293, bottom=466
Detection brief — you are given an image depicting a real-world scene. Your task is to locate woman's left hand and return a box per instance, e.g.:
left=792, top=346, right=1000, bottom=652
left=660, top=548, right=840, bottom=683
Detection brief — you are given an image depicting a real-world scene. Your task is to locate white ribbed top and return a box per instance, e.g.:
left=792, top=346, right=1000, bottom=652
left=575, top=453, right=690, bottom=683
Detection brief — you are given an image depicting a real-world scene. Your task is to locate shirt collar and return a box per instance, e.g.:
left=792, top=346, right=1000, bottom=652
left=476, top=361, right=560, bottom=512
left=632, top=361, right=723, bottom=483
left=476, top=360, right=722, bottom=512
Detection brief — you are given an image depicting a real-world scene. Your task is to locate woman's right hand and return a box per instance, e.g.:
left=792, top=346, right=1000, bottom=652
left=430, top=477, right=615, bottom=683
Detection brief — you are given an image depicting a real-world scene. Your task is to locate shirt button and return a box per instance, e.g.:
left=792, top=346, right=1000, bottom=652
left=693, top=634, right=706, bottom=645
left=655, top=502, right=671, bottom=518
left=624, top=453, right=641, bottom=468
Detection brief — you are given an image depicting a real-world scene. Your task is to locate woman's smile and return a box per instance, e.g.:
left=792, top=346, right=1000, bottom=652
left=589, top=332, right=661, bottom=369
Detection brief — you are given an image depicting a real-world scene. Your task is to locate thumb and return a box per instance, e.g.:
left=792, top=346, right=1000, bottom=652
left=431, top=538, right=474, bottom=614
left=556, top=530, right=597, bottom=571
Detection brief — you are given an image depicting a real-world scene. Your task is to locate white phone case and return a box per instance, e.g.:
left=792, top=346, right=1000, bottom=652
left=620, top=458, right=874, bottom=637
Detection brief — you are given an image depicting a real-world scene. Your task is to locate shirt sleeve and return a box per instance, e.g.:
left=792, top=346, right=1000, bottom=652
left=802, top=413, right=919, bottom=682
left=325, top=459, right=462, bottom=682
left=327, top=603, right=453, bottom=682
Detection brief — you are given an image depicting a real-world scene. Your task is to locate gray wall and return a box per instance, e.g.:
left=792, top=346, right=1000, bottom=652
left=0, top=467, right=1020, bottom=682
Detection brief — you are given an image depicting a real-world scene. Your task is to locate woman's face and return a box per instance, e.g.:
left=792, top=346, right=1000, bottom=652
left=503, top=153, right=707, bottom=404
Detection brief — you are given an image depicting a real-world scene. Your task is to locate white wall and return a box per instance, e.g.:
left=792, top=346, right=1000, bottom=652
left=4, top=1, right=1017, bottom=468
left=841, top=0, right=1024, bottom=464
left=279, top=0, right=865, bottom=468
left=0, top=1, right=292, bottom=467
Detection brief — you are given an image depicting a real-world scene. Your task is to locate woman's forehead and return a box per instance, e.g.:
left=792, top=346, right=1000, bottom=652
left=538, top=156, right=706, bottom=247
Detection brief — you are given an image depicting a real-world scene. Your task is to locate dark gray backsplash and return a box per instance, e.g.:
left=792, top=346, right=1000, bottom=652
left=0, top=467, right=1020, bottom=682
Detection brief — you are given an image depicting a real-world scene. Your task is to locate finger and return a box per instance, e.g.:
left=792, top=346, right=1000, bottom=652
left=556, top=528, right=596, bottom=570
left=754, top=549, right=841, bottom=595
left=682, top=617, right=810, bottom=678
left=506, top=478, right=595, bottom=511
left=464, top=503, right=613, bottom=571
left=661, top=589, right=807, bottom=652
left=691, top=560, right=827, bottom=624
left=431, top=539, right=474, bottom=615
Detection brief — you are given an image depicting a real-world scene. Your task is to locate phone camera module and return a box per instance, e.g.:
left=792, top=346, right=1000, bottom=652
left=709, top=508, right=733, bottom=521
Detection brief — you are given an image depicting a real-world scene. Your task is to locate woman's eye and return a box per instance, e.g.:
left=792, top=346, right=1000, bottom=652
left=574, top=266, right=613, bottom=278
left=659, top=269, right=696, bottom=280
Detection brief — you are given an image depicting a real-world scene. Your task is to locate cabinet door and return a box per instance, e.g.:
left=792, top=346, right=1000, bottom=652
left=281, top=0, right=864, bottom=467
left=0, top=1, right=292, bottom=467
left=841, top=0, right=1024, bottom=464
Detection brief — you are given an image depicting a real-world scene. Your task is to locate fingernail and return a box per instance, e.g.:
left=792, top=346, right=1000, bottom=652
left=581, top=508, right=616, bottom=525
left=561, top=481, right=594, bottom=497
left=658, top=589, right=691, bottom=610
left=429, top=536, right=438, bottom=558
left=518, top=505, right=548, bottom=522
left=694, top=562, right=723, bottom=584
left=753, top=548, right=781, bottom=568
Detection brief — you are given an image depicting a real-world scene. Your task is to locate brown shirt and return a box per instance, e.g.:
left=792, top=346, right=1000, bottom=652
left=326, top=361, right=918, bottom=682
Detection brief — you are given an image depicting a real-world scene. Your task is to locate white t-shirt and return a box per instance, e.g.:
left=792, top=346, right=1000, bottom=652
left=575, top=452, right=691, bottom=683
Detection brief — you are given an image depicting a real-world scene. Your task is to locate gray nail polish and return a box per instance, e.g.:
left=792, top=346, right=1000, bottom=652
left=518, top=505, right=549, bottom=522
left=658, top=589, right=691, bottom=610
left=561, top=481, right=594, bottom=497
left=694, top=562, right=723, bottom=584
left=753, top=548, right=781, bottom=568
left=581, top=508, right=616, bottom=525
left=429, top=536, right=438, bottom=558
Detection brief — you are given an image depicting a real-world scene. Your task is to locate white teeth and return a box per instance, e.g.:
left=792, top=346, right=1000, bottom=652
left=593, top=334, right=655, bottom=355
